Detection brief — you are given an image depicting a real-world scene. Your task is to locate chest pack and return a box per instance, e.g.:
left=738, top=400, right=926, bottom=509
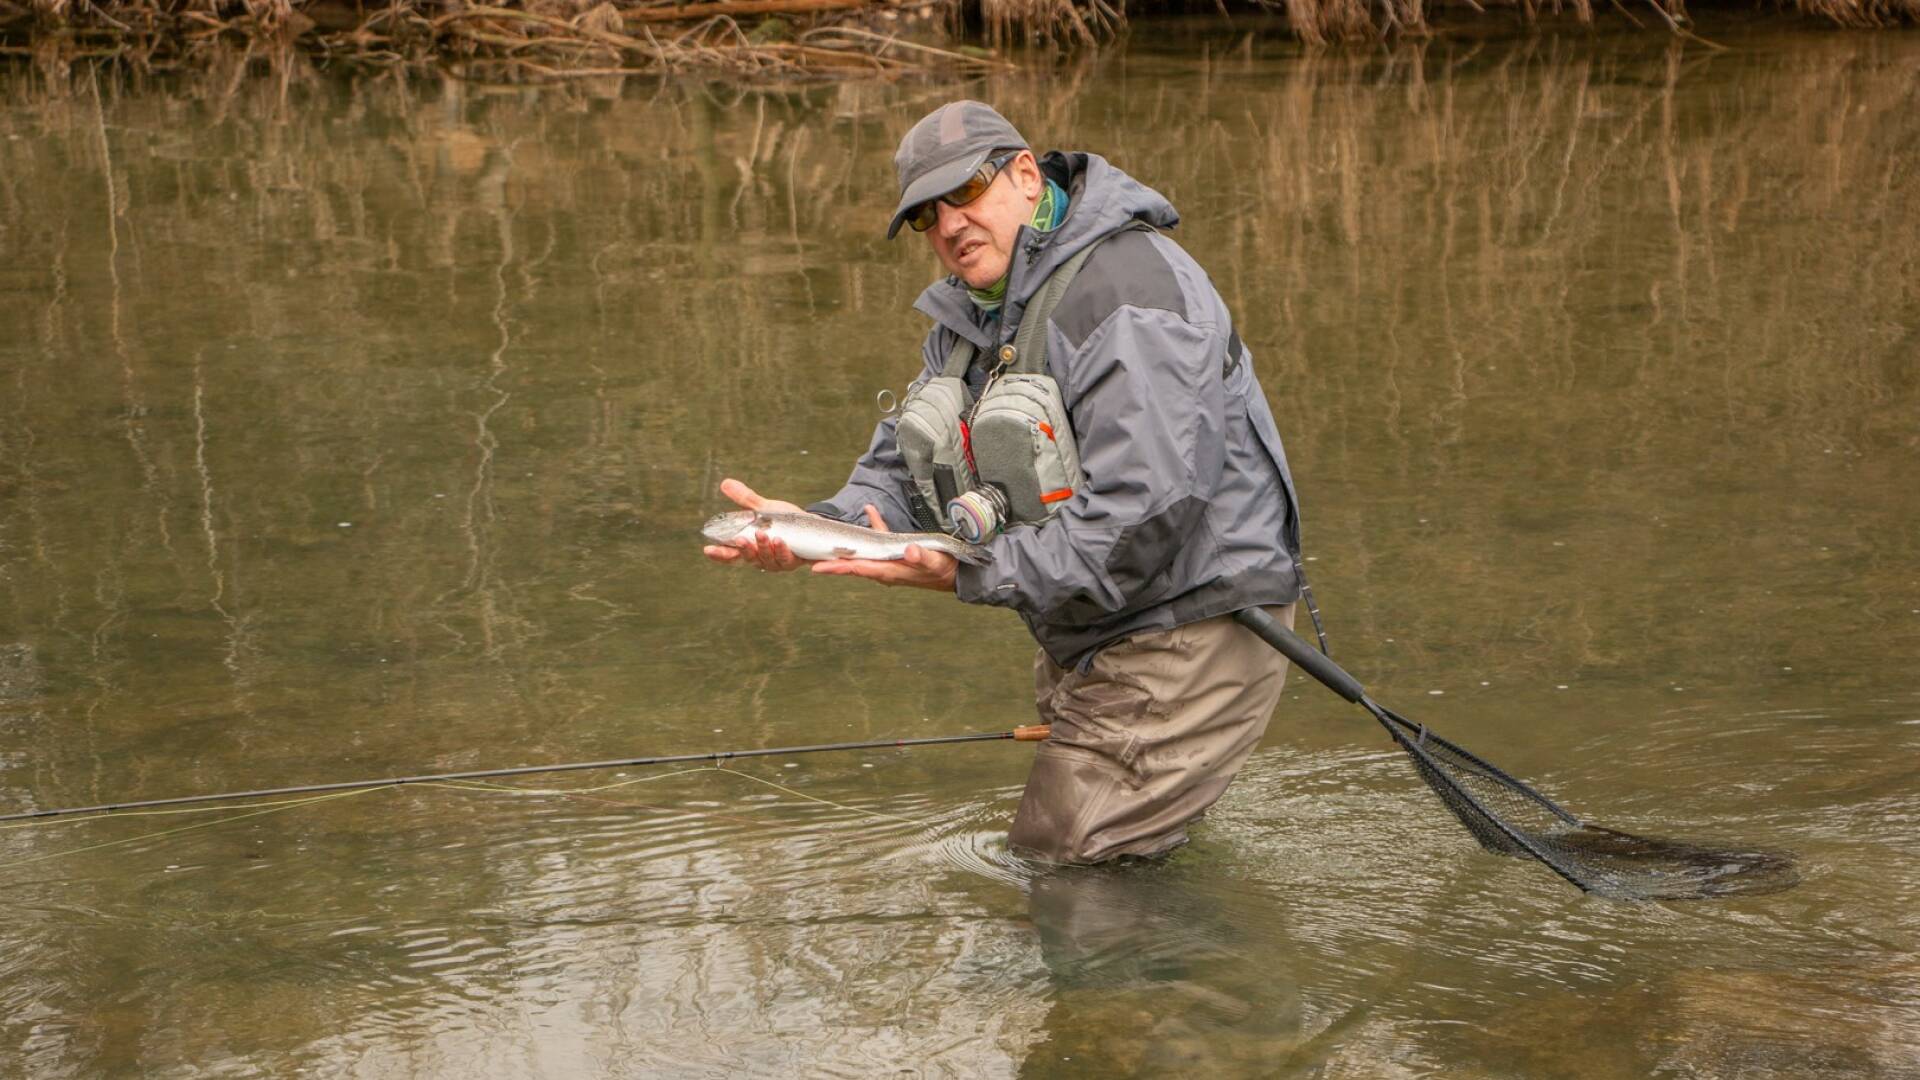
left=896, top=227, right=1142, bottom=543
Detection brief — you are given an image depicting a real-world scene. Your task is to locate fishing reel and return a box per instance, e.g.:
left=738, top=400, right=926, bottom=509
left=946, top=484, right=1010, bottom=545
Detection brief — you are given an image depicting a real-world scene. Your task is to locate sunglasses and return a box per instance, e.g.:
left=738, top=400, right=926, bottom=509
left=905, top=151, right=1022, bottom=233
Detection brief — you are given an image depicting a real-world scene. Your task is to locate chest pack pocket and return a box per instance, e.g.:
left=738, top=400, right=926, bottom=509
left=896, top=225, right=1142, bottom=537
left=968, top=370, right=1078, bottom=526
left=895, top=374, right=976, bottom=530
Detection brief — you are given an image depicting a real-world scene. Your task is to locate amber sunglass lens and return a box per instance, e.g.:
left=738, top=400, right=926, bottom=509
left=944, top=173, right=992, bottom=207
left=907, top=202, right=939, bottom=232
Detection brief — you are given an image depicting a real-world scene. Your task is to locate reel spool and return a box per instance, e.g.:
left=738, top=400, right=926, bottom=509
left=946, top=486, right=1010, bottom=544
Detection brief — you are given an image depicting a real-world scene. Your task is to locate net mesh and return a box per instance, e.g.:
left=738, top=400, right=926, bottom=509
left=1373, top=704, right=1799, bottom=901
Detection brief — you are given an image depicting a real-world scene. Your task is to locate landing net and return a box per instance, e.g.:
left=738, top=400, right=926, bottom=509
left=1374, top=704, right=1799, bottom=901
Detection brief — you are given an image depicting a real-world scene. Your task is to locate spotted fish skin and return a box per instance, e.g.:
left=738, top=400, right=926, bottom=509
left=701, top=510, right=990, bottom=566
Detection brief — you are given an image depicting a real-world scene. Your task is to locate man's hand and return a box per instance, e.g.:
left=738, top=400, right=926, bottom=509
left=702, top=478, right=807, bottom=573
left=812, top=505, right=958, bottom=593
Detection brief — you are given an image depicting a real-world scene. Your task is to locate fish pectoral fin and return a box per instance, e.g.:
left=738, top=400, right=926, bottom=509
left=832, top=546, right=859, bottom=559
left=952, top=543, right=992, bottom=567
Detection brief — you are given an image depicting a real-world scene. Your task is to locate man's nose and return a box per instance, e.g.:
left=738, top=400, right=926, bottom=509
left=934, top=200, right=969, bottom=237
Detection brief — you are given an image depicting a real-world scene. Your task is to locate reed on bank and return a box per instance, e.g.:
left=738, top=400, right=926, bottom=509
left=1, top=0, right=1914, bottom=77
left=0, top=0, right=1019, bottom=79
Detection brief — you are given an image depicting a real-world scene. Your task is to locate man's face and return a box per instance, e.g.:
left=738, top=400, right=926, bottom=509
left=924, top=151, right=1045, bottom=290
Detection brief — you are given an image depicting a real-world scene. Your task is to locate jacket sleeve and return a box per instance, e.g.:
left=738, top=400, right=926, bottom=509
left=804, top=332, right=944, bottom=533
left=953, top=305, right=1227, bottom=622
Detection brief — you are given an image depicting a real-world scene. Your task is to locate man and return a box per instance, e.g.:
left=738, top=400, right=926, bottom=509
left=703, top=101, right=1307, bottom=865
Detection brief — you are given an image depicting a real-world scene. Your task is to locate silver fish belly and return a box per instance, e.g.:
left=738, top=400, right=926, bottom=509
left=701, top=510, right=990, bottom=566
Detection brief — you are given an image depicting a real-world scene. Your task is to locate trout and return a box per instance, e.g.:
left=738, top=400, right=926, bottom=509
left=702, top=510, right=990, bottom=566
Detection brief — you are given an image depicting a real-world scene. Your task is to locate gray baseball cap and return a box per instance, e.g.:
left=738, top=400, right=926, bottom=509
left=886, top=100, right=1029, bottom=239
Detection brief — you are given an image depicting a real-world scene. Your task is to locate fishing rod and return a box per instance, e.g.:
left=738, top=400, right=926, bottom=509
left=0, top=725, right=1053, bottom=824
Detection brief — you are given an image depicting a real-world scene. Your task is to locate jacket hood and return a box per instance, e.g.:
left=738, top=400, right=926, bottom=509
left=913, top=152, right=1181, bottom=346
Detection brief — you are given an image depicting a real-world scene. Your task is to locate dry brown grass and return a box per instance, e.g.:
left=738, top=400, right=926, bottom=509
left=978, top=0, right=1123, bottom=48
left=3, top=0, right=1915, bottom=72
left=1787, top=0, right=1918, bottom=26
left=0, top=0, right=1027, bottom=77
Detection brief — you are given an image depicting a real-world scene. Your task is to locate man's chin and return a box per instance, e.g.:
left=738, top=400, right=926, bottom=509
left=958, top=266, right=1008, bottom=290
left=940, top=247, right=1008, bottom=289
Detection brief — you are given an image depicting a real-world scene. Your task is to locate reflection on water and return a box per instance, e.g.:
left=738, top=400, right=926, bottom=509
left=1024, top=862, right=1306, bottom=1077
left=2, top=23, right=1919, bottom=1078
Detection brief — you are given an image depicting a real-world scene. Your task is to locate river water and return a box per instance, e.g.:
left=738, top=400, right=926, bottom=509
left=2, top=22, right=1917, bottom=1078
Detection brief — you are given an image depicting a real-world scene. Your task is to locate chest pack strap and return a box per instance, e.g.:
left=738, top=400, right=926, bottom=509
left=940, top=329, right=974, bottom=379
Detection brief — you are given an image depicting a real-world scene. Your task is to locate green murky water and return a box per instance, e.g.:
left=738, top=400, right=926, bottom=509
left=2, top=23, right=1918, bottom=1078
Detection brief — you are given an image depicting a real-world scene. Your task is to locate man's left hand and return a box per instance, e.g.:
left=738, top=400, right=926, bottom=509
left=812, top=505, right=958, bottom=593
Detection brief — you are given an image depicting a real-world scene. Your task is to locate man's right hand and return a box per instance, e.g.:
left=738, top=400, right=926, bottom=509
left=702, top=478, right=807, bottom=573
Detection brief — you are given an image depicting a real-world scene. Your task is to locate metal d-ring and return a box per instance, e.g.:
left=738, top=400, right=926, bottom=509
left=875, top=388, right=898, bottom=415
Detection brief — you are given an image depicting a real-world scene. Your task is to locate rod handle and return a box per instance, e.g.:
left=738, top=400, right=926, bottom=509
left=1014, top=724, right=1052, bottom=741
left=1234, top=608, right=1367, bottom=704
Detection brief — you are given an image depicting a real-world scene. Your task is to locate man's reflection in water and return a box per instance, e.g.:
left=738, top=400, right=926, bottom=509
left=1018, top=856, right=1304, bottom=1077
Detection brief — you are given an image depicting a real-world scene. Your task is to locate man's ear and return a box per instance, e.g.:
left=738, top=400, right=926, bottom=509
left=1014, top=150, right=1045, bottom=201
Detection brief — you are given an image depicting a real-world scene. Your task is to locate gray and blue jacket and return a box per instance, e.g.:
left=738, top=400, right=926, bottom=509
left=811, top=151, right=1305, bottom=668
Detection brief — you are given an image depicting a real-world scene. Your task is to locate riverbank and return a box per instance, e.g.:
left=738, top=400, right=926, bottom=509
left=1, top=0, right=1913, bottom=78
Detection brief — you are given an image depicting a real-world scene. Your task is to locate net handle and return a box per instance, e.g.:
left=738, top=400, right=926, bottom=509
left=1234, top=608, right=1366, bottom=703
